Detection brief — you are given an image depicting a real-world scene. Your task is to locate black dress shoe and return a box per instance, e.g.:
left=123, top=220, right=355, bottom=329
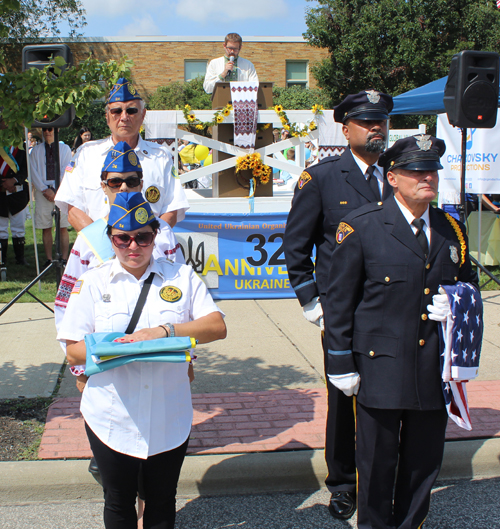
left=88, top=457, right=103, bottom=486
left=328, top=491, right=356, bottom=520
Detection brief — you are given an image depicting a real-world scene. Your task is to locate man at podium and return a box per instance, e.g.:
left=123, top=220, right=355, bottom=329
left=203, top=33, right=259, bottom=94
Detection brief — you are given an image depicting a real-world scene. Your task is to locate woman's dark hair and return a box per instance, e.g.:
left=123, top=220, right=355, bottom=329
left=72, top=126, right=93, bottom=152
left=106, top=219, right=160, bottom=236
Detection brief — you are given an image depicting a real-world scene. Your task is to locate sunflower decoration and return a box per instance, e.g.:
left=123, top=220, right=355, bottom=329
left=311, top=104, right=324, bottom=115
left=235, top=152, right=272, bottom=189
left=272, top=103, right=323, bottom=138
left=181, top=102, right=233, bottom=132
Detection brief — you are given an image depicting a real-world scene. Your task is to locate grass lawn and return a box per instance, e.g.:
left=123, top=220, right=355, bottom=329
left=0, top=218, right=78, bottom=304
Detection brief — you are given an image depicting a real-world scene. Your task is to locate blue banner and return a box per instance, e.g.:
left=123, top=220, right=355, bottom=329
left=174, top=212, right=296, bottom=300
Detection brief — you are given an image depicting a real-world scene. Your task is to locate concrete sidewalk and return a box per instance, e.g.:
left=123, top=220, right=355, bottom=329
left=1, top=293, right=500, bottom=501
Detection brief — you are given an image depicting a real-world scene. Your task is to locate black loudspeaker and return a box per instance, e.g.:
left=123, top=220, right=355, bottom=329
left=444, top=50, right=500, bottom=129
left=22, top=44, right=75, bottom=128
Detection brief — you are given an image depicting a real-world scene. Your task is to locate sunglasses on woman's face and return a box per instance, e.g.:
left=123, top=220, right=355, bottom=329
left=103, top=176, right=142, bottom=189
left=111, top=232, right=155, bottom=249
left=109, top=107, right=140, bottom=116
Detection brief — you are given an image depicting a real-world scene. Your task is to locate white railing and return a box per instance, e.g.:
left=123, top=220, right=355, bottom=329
left=144, top=110, right=319, bottom=189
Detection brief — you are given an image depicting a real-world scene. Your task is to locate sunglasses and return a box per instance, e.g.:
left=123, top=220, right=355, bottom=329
left=109, top=107, right=140, bottom=116
left=111, top=232, right=155, bottom=249
left=103, top=176, right=142, bottom=189
left=44, top=128, right=53, bottom=132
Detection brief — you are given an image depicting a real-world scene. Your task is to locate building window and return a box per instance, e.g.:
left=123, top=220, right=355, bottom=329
left=286, top=61, right=308, bottom=88
left=185, top=60, right=207, bottom=82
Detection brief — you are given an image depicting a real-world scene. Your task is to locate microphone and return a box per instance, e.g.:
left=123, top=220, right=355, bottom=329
left=229, top=56, right=235, bottom=64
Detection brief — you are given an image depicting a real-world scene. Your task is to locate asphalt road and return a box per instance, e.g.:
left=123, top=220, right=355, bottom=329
left=1, top=478, right=499, bottom=529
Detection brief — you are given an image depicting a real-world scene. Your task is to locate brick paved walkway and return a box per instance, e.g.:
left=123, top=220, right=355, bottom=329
left=38, top=382, right=500, bottom=460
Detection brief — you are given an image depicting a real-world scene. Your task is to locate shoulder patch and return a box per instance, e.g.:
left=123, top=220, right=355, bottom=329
left=336, top=222, right=354, bottom=244
left=145, top=185, right=160, bottom=204
left=72, top=279, right=84, bottom=294
left=297, top=171, right=312, bottom=189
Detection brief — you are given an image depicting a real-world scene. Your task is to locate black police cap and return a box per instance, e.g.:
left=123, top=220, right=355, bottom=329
left=333, top=90, right=393, bottom=123
left=379, top=135, right=446, bottom=172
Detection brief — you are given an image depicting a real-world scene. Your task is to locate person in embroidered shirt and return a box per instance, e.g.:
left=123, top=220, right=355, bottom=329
left=58, top=191, right=226, bottom=529
left=203, top=33, right=259, bottom=94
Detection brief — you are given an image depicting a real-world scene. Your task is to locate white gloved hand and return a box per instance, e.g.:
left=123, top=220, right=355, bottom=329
left=427, top=287, right=451, bottom=322
left=303, top=296, right=324, bottom=328
left=328, top=372, right=360, bottom=397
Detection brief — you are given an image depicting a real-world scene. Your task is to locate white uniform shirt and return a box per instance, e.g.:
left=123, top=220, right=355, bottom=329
left=55, top=136, right=189, bottom=222
left=54, top=217, right=186, bottom=366
left=30, top=141, right=72, bottom=191
left=203, top=56, right=259, bottom=94
left=57, top=257, right=222, bottom=458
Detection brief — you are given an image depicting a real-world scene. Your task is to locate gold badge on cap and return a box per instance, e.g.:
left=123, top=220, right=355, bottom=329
left=415, top=134, right=432, bottom=151
left=450, top=245, right=459, bottom=264
left=145, top=186, right=160, bottom=203
left=336, top=222, right=354, bottom=244
left=160, top=286, right=182, bottom=303
left=128, top=83, right=136, bottom=95
left=366, top=90, right=380, bottom=104
left=128, top=152, right=138, bottom=166
left=135, top=207, right=148, bottom=224
left=298, top=171, right=312, bottom=189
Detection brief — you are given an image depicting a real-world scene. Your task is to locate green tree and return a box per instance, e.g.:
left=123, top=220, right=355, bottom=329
left=58, top=102, right=109, bottom=147
left=0, top=0, right=86, bottom=70
left=0, top=55, right=134, bottom=147
left=304, top=0, right=500, bottom=106
left=148, top=77, right=212, bottom=110
left=272, top=85, right=330, bottom=109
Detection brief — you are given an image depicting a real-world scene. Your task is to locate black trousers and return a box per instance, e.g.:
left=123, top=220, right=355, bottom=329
left=322, top=333, right=356, bottom=494
left=86, top=423, right=189, bottom=529
left=355, top=403, right=448, bottom=529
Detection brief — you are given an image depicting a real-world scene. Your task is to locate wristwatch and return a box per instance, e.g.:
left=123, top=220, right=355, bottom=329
left=163, top=323, right=175, bottom=338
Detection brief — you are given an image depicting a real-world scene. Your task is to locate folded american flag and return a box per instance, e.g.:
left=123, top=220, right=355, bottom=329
left=438, top=282, right=483, bottom=430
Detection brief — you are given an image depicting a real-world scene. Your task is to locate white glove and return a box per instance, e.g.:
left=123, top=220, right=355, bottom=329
left=303, top=296, right=324, bottom=330
left=328, top=372, right=360, bottom=397
left=427, top=287, right=451, bottom=322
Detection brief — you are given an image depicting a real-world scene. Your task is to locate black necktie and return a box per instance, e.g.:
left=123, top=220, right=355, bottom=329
left=366, top=166, right=381, bottom=201
left=412, top=218, right=429, bottom=258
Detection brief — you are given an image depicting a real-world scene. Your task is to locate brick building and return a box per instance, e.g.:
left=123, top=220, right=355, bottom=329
left=54, top=36, right=329, bottom=101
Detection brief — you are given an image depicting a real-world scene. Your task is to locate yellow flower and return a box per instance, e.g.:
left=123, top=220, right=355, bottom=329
left=226, top=104, right=233, bottom=111
left=253, top=167, right=263, bottom=177
left=187, top=113, right=196, bottom=122
left=216, top=114, right=224, bottom=123
left=260, top=174, right=270, bottom=184
left=185, top=104, right=191, bottom=110
left=283, top=124, right=290, bottom=131
left=263, top=123, right=271, bottom=129
left=309, top=122, right=317, bottom=131
left=274, top=104, right=284, bottom=113
left=222, top=108, right=231, bottom=117
left=196, top=124, right=204, bottom=130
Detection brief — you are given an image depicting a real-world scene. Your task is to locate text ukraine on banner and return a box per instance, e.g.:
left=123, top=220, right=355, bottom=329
left=174, top=213, right=311, bottom=300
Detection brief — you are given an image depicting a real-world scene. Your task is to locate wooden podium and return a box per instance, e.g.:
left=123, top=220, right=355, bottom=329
left=211, top=82, right=274, bottom=198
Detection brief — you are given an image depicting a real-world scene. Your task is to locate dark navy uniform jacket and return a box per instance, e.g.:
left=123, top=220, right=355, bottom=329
left=325, top=197, right=479, bottom=410
left=284, top=148, right=380, bottom=306
left=0, top=147, right=29, bottom=218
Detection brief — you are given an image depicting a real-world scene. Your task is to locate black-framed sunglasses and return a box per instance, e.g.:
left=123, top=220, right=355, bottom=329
left=43, top=127, right=53, bottom=132
left=111, top=232, right=155, bottom=249
left=109, top=107, right=140, bottom=116
left=103, top=176, right=142, bottom=189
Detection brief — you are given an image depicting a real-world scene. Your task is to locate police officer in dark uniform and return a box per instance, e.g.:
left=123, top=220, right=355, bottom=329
left=324, top=135, right=479, bottom=529
left=0, top=120, right=30, bottom=267
left=283, top=90, right=393, bottom=519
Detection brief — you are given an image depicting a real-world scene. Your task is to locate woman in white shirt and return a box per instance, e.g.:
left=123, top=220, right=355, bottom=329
left=58, top=191, right=226, bottom=529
